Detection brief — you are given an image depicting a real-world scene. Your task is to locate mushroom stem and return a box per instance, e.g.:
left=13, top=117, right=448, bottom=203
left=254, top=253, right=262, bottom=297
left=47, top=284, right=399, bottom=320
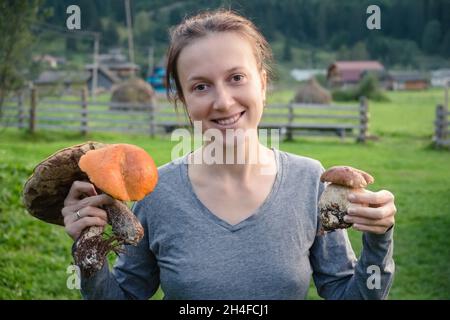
left=72, top=200, right=144, bottom=277
left=104, top=200, right=144, bottom=245
left=72, top=226, right=114, bottom=277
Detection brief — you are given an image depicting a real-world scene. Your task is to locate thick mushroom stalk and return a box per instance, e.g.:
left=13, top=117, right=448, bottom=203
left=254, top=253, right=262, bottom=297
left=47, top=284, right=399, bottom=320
left=23, top=142, right=158, bottom=277
left=318, top=166, right=374, bottom=234
left=74, top=143, right=158, bottom=276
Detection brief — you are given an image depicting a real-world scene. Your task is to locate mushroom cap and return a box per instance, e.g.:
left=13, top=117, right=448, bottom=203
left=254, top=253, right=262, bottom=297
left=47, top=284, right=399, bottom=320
left=320, top=166, right=374, bottom=188
left=23, top=141, right=107, bottom=226
left=78, top=143, right=158, bottom=201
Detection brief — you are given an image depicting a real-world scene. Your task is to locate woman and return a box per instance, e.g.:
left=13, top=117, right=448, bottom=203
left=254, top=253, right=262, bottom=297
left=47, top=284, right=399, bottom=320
left=62, top=10, right=396, bottom=300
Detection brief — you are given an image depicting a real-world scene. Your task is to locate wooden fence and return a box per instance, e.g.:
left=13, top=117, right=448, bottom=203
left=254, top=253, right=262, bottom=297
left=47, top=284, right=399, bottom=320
left=260, top=96, right=369, bottom=142
left=0, top=88, right=369, bottom=142
left=433, top=104, right=450, bottom=148
left=0, top=88, right=174, bottom=137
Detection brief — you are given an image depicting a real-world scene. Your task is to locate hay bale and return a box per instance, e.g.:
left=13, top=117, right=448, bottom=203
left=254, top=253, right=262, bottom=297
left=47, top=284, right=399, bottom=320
left=110, top=77, right=155, bottom=110
left=294, top=77, right=332, bottom=104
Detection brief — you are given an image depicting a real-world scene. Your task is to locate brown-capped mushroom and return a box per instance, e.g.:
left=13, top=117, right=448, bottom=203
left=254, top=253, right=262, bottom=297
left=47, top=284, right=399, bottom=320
left=318, top=166, right=374, bottom=233
left=23, top=141, right=106, bottom=226
left=23, top=142, right=158, bottom=277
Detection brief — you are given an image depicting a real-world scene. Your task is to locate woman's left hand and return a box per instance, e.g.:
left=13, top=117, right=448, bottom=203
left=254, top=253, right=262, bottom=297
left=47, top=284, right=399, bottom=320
left=344, top=189, right=396, bottom=234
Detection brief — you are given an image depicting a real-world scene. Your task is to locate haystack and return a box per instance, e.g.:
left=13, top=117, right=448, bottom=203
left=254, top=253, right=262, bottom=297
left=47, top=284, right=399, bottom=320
left=294, top=77, right=332, bottom=104
left=111, top=77, right=155, bottom=110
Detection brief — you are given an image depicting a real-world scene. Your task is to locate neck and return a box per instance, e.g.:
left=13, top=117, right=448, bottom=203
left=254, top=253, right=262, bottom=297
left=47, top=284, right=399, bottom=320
left=190, top=133, right=275, bottom=181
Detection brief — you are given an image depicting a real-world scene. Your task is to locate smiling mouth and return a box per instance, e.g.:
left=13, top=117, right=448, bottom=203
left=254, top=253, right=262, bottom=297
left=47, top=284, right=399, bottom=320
left=211, top=111, right=245, bottom=126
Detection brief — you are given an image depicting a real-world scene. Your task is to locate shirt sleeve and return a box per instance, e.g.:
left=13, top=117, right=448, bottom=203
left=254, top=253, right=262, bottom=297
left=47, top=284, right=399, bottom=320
left=309, top=181, right=395, bottom=300
left=80, top=201, right=160, bottom=300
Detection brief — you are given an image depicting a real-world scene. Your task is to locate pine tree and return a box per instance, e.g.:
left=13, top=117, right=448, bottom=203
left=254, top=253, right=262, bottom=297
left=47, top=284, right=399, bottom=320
left=422, top=20, right=442, bottom=54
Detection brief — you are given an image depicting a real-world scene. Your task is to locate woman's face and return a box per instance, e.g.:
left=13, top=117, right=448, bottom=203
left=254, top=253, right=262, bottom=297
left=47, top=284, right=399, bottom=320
left=177, top=32, right=267, bottom=139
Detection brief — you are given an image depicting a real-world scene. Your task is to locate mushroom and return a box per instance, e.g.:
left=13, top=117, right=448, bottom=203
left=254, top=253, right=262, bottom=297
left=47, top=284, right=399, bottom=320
left=318, top=166, right=374, bottom=234
left=23, top=142, right=158, bottom=277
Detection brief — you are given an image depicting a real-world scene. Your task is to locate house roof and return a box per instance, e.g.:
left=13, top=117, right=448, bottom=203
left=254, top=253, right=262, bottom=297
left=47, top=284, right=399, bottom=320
left=84, top=48, right=140, bottom=74
left=431, top=69, right=450, bottom=78
left=32, top=54, right=66, bottom=64
left=35, top=70, right=90, bottom=84
left=328, top=61, right=385, bottom=83
left=85, top=62, right=139, bottom=71
left=389, top=71, right=429, bottom=82
left=106, top=63, right=140, bottom=70
left=290, top=69, right=326, bottom=82
left=332, top=61, right=384, bottom=70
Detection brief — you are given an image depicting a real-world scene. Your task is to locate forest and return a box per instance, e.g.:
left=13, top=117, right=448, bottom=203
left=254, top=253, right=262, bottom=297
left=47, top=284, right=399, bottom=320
left=40, top=0, right=450, bottom=69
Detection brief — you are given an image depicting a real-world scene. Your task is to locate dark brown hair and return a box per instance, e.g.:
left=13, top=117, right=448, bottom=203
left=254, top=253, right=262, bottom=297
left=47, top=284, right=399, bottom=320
left=165, top=9, right=274, bottom=108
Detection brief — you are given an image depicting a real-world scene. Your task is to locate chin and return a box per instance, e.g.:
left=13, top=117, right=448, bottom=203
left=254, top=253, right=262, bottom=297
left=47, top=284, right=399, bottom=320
left=203, top=125, right=252, bottom=149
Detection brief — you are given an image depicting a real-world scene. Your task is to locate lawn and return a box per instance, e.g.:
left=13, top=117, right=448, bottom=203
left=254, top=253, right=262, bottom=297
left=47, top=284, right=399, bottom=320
left=0, top=88, right=449, bottom=299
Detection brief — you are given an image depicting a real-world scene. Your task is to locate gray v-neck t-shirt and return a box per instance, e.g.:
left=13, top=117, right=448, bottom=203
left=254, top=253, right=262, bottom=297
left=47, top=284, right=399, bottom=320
left=81, top=149, right=394, bottom=299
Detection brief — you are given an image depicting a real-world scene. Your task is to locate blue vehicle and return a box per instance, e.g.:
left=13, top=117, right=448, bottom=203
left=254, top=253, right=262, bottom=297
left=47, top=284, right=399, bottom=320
left=146, top=67, right=166, bottom=93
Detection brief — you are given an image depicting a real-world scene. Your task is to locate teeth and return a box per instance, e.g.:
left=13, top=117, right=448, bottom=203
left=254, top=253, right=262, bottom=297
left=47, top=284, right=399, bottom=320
left=215, top=112, right=242, bottom=126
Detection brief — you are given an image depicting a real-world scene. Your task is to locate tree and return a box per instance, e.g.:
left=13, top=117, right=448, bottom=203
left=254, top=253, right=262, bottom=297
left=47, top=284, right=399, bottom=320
left=79, top=0, right=101, bottom=30
left=102, top=20, right=120, bottom=48
left=337, top=45, right=351, bottom=60
left=440, top=30, right=450, bottom=57
left=134, top=11, right=153, bottom=47
left=422, top=20, right=442, bottom=54
left=282, top=37, right=292, bottom=62
left=0, top=0, right=42, bottom=119
left=351, top=42, right=369, bottom=60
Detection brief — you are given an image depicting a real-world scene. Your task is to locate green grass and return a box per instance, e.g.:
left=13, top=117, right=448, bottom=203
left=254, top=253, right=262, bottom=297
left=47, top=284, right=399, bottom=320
left=1, top=89, right=449, bottom=299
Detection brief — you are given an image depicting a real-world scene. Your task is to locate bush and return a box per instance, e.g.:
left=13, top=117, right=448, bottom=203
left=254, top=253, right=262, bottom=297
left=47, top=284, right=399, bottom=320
left=332, top=74, right=389, bottom=102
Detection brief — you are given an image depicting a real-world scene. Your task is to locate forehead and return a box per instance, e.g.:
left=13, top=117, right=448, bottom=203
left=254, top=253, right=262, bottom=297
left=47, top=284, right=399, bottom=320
left=177, top=32, right=259, bottom=80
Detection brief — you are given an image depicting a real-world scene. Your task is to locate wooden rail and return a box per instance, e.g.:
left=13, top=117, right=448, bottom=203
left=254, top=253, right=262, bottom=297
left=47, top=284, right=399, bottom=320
left=0, top=89, right=369, bottom=142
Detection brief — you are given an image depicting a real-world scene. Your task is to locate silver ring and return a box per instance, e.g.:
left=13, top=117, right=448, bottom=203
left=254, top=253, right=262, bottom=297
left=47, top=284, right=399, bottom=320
left=75, top=210, right=81, bottom=220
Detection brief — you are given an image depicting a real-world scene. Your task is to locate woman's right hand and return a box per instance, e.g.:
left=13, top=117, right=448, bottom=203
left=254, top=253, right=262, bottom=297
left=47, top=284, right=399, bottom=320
left=62, top=181, right=114, bottom=241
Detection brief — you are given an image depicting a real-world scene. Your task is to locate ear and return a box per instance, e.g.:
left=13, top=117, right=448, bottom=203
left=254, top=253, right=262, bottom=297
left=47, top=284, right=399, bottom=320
left=260, top=69, right=267, bottom=99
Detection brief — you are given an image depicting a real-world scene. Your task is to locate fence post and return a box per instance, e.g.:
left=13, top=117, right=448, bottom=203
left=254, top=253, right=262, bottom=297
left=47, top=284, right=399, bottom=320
left=81, top=87, right=88, bottom=136
left=357, top=96, right=368, bottom=143
left=434, top=104, right=445, bottom=147
left=29, top=87, right=37, bottom=133
left=444, top=106, right=449, bottom=146
left=149, top=99, right=155, bottom=138
left=17, top=91, right=24, bottom=129
left=286, top=102, right=294, bottom=141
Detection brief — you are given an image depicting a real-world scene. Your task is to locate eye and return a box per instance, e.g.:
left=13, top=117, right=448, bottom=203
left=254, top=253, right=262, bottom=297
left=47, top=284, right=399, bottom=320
left=193, top=83, right=208, bottom=92
left=231, top=74, right=244, bottom=82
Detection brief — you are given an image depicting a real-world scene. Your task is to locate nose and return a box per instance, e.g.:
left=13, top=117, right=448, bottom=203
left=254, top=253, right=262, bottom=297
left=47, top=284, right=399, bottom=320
left=213, top=83, right=234, bottom=111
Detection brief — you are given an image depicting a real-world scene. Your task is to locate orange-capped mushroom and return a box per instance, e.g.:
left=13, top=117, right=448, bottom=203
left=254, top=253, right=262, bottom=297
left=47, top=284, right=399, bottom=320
left=22, top=141, right=158, bottom=277
left=78, top=143, right=158, bottom=201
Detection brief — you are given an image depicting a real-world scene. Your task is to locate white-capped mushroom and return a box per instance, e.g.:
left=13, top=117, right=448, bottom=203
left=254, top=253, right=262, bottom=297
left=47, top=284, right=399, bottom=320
left=318, top=166, right=374, bottom=234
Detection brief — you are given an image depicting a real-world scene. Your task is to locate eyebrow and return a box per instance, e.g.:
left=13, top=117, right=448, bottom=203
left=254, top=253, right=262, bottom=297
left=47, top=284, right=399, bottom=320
left=187, top=66, right=246, bottom=82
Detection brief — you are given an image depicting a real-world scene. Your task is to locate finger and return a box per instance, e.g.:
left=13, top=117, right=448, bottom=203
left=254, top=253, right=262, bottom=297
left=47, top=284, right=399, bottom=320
left=344, top=214, right=394, bottom=227
left=64, top=206, right=108, bottom=225
left=61, top=194, right=114, bottom=217
left=347, top=203, right=395, bottom=220
left=65, top=217, right=107, bottom=240
left=77, top=194, right=114, bottom=209
left=352, top=223, right=391, bottom=235
left=64, top=181, right=97, bottom=206
left=348, top=189, right=394, bottom=205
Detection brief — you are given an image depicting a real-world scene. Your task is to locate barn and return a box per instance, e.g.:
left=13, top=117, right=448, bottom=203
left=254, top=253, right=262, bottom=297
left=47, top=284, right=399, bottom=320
left=327, top=61, right=385, bottom=88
